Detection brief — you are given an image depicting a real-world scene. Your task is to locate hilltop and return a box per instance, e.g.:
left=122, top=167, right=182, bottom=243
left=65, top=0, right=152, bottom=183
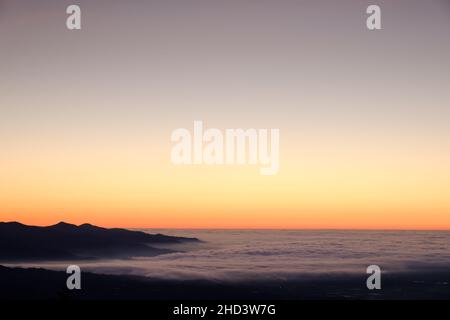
left=0, top=221, right=199, bottom=261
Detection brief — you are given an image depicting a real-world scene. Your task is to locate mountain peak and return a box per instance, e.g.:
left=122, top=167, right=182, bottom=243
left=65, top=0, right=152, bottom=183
left=50, top=221, right=77, bottom=229
left=79, top=223, right=101, bottom=230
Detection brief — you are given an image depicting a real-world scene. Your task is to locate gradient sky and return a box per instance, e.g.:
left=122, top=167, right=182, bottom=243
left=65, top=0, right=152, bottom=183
left=1, top=0, right=450, bottom=229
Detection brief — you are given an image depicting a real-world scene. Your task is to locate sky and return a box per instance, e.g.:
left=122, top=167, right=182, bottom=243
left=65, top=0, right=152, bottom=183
left=1, top=0, right=450, bottom=229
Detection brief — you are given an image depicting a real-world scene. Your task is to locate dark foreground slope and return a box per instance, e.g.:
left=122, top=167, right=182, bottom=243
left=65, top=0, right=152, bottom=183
left=0, top=265, right=449, bottom=300
left=0, top=221, right=199, bottom=261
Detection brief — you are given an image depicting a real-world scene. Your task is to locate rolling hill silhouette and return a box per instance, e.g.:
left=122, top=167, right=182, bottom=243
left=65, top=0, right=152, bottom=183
left=0, top=221, right=199, bottom=261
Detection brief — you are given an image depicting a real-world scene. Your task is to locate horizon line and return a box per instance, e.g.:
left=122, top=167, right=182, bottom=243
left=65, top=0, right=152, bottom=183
left=133, top=227, right=450, bottom=231
left=3, top=221, right=450, bottom=232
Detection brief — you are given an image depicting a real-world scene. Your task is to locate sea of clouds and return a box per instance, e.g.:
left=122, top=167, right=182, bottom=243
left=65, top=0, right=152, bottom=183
left=10, top=230, right=450, bottom=281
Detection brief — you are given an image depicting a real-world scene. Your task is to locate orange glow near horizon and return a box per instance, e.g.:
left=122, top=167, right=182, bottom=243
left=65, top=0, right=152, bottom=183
left=1, top=134, right=450, bottom=230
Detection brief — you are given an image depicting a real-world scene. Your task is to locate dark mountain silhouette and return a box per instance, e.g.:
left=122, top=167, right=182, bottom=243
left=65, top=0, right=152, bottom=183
left=0, top=221, right=199, bottom=261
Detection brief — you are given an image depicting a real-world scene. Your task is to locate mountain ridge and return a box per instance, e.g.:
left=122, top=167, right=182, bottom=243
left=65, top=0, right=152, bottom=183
left=0, top=221, right=199, bottom=261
